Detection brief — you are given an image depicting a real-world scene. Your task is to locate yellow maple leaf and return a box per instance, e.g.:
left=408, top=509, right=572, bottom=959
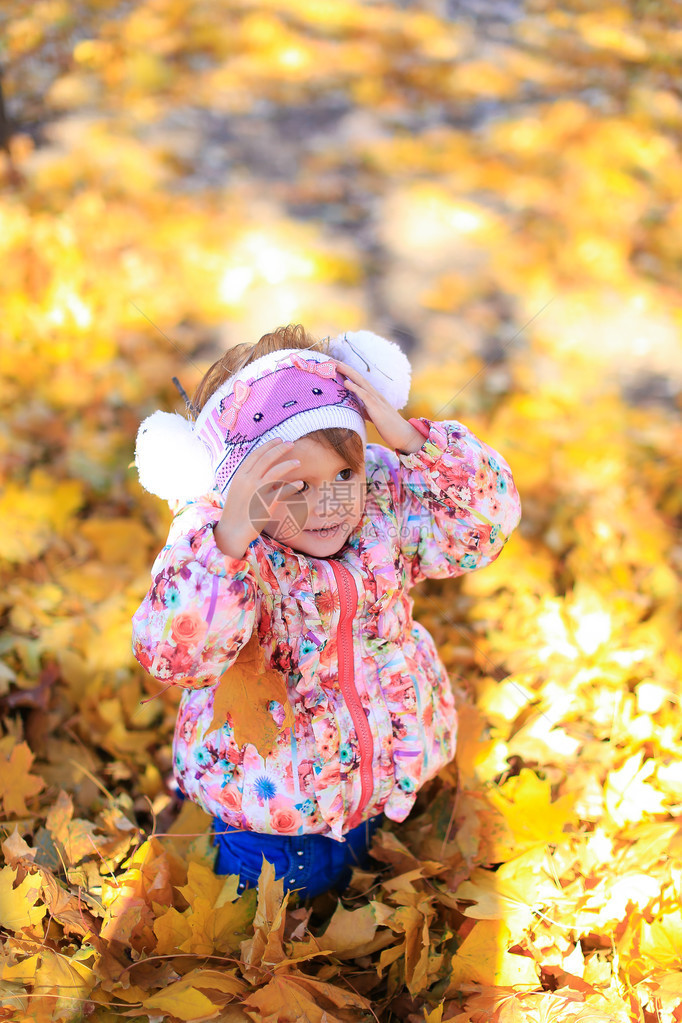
left=605, top=751, right=667, bottom=827
left=488, top=769, right=577, bottom=849
left=0, top=742, right=45, bottom=817
left=175, top=967, right=246, bottom=998
left=210, top=632, right=294, bottom=754
left=2, top=952, right=40, bottom=984
left=424, top=1004, right=444, bottom=1023
left=155, top=861, right=256, bottom=957
left=0, top=866, right=46, bottom=932
left=182, top=894, right=257, bottom=957
left=144, top=981, right=219, bottom=1022
left=179, top=859, right=231, bottom=909
left=153, top=905, right=193, bottom=956
left=30, top=949, right=96, bottom=1021
left=445, top=920, right=539, bottom=991
left=633, top=908, right=682, bottom=974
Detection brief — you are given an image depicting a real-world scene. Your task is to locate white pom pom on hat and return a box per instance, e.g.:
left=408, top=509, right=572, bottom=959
left=135, top=410, right=214, bottom=501
left=327, top=330, right=411, bottom=410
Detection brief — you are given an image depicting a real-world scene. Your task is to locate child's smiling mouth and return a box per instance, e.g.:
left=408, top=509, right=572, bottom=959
left=304, top=523, right=343, bottom=535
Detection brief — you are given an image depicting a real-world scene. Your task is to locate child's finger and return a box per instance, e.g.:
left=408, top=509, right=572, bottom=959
left=262, top=457, right=301, bottom=476
left=239, top=437, right=284, bottom=472
left=333, top=360, right=356, bottom=380
left=333, top=358, right=361, bottom=379
left=336, top=363, right=378, bottom=399
left=248, top=439, right=297, bottom=471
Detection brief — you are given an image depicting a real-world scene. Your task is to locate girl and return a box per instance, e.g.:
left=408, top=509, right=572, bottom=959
left=132, top=324, right=521, bottom=900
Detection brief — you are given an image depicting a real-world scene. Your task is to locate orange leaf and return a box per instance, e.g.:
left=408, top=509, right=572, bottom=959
left=389, top=903, right=433, bottom=995
left=241, top=859, right=291, bottom=975
left=243, top=973, right=371, bottom=1023
left=454, top=702, right=495, bottom=787
left=45, top=789, right=100, bottom=866
left=210, top=633, right=294, bottom=755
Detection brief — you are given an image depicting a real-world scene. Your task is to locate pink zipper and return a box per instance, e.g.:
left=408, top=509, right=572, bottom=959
left=328, top=559, right=374, bottom=826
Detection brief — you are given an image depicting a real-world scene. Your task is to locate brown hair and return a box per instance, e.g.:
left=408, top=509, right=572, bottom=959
left=192, top=324, right=365, bottom=473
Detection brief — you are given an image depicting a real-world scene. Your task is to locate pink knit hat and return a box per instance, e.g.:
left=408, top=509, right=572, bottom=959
left=135, top=331, right=412, bottom=501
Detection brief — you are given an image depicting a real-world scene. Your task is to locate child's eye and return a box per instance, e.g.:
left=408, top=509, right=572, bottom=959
left=294, top=468, right=351, bottom=493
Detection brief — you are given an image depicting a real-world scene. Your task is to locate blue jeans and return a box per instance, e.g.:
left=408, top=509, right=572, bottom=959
left=213, top=815, right=384, bottom=900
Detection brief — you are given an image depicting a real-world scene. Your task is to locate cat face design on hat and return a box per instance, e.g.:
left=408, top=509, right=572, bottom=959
left=218, top=356, right=361, bottom=443
left=206, top=353, right=365, bottom=494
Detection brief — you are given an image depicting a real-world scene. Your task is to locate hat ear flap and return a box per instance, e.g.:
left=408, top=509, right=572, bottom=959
left=328, top=330, right=411, bottom=410
left=135, top=411, right=215, bottom=501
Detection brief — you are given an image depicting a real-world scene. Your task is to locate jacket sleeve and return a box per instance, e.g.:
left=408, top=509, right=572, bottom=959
left=366, top=417, right=521, bottom=587
left=131, top=497, right=259, bottom=689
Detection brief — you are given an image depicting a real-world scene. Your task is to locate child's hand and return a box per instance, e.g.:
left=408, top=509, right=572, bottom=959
left=214, top=438, right=302, bottom=558
left=333, top=359, right=424, bottom=453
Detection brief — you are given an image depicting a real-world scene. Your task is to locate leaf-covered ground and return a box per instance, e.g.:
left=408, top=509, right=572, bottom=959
left=1, top=1, right=682, bottom=1020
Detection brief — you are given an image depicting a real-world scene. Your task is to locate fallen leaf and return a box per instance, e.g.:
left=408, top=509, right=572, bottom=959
left=29, top=949, right=96, bottom=1021
left=210, top=633, right=294, bottom=755
left=454, top=847, right=564, bottom=933
left=487, top=769, right=577, bottom=850
left=0, top=865, right=47, bottom=932
left=243, top=973, right=372, bottom=1023
left=0, top=742, right=45, bottom=817
left=144, top=980, right=219, bottom=1021
left=1, top=827, right=37, bottom=866
left=446, top=920, right=539, bottom=990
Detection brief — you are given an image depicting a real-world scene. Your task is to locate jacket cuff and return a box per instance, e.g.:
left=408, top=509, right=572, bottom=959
left=395, top=417, right=450, bottom=468
left=408, top=416, right=430, bottom=439
left=191, top=520, right=252, bottom=580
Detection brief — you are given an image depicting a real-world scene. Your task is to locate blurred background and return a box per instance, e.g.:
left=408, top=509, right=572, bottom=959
left=1, top=1, right=682, bottom=1018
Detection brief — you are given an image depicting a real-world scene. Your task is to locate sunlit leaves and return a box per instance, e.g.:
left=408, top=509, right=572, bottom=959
left=0, top=471, right=84, bottom=564
left=0, top=867, right=47, bottom=931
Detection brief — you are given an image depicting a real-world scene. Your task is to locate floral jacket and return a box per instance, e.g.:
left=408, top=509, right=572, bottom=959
left=132, top=418, right=521, bottom=841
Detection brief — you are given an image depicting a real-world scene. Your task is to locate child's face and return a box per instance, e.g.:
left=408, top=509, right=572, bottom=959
left=261, top=436, right=366, bottom=557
